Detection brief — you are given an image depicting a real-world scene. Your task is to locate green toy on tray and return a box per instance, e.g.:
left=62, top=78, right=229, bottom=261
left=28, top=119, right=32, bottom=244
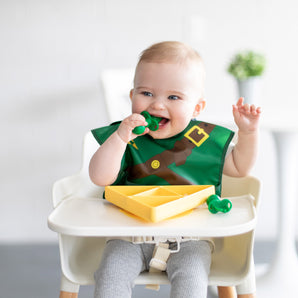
left=207, top=194, right=232, bottom=214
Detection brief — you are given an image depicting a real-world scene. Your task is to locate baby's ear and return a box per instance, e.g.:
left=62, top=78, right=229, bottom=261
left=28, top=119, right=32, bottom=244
left=193, top=98, right=206, bottom=117
left=129, top=89, right=134, bottom=100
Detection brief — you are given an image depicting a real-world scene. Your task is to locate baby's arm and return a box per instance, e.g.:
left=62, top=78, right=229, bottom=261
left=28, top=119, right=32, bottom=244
left=223, top=98, right=261, bottom=177
left=89, top=113, right=148, bottom=186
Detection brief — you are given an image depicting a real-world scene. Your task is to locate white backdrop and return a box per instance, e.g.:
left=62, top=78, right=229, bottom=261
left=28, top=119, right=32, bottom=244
left=0, top=0, right=297, bottom=243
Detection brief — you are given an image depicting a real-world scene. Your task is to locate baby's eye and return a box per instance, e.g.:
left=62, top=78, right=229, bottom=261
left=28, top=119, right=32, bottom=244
left=168, top=95, right=179, bottom=100
left=142, top=91, right=153, bottom=97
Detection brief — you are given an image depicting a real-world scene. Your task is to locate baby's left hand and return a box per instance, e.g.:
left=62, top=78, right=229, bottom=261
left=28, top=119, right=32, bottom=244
left=232, top=97, right=261, bottom=133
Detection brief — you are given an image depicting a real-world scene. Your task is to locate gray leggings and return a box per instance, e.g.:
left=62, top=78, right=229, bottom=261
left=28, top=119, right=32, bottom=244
left=94, top=239, right=211, bottom=298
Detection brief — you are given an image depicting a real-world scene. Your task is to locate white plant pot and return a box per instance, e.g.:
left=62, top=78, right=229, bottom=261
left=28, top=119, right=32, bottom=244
left=237, top=76, right=262, bottom=105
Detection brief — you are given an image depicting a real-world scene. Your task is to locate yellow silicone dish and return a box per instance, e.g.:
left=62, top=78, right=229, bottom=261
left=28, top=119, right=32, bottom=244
left=105, top=185, right=215, bottom=222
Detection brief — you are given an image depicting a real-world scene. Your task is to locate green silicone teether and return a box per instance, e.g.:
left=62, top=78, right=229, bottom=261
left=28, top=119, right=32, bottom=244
left=206, top=194, right=232, bottom=214
left=132, top=111, right=162, bottom=135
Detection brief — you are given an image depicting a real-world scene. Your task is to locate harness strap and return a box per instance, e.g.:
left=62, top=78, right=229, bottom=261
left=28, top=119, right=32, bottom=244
left=149, top=243, right=171, bottom=271
left=146, top=243, right=171, bottom=291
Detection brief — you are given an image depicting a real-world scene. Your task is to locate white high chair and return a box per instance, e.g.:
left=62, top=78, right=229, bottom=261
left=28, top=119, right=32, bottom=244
left=100, top=68, right=135, bottom=123
left=48, top=131, right=261, bottom=298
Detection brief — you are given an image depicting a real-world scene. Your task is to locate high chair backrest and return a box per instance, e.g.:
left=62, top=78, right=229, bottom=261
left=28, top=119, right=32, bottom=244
left=52, top=132, right=102, bottom=207
left=222, top=175, right=261, bottom=208
left=81, top=132, right=100, bottom=175
left=100, top=68, right=135, bottom=123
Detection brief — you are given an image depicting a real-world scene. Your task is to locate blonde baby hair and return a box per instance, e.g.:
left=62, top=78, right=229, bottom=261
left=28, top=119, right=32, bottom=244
left=135, top=41, right=206, bottom=97
left=138, top=41, right=203, bottom=65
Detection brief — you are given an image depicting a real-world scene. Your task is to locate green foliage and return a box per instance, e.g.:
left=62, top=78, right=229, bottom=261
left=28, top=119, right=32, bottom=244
left=228, top=50, right=266, bottom=80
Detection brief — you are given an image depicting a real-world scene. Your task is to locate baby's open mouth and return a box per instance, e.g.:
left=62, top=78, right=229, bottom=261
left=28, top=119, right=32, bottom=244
left=158, top=117, right=169, bottom=127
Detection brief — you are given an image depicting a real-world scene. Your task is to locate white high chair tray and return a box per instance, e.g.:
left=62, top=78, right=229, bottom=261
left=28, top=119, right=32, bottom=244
left=48, top=195, right=256, bottom=238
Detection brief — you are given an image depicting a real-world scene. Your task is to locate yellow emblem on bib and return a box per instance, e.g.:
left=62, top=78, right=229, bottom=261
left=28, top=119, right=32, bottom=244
left=151, top=160, right=160, bottom=169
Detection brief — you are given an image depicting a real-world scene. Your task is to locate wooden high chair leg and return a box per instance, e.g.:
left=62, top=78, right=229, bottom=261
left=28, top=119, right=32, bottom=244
left=59, top=291, right=78, bottom=298
left=217, top=286, right=237, bottom=298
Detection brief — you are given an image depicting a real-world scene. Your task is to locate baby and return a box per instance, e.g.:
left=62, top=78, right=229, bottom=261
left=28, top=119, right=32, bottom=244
left=89, top=41, right=261, bottom=298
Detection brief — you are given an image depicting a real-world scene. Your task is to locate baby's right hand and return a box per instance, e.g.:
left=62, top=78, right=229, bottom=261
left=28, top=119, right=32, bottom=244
left=117, top=113, right=149, bottom=143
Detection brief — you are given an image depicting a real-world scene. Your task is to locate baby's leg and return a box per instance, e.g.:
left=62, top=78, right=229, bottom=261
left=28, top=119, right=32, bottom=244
left=166, top=240, right=212, bottom=298
left=94, top=239, right=146, bottom=298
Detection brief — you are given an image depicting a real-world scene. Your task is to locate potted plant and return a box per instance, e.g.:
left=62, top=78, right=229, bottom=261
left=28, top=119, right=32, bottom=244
left=228, top=50, right=266, bottom=104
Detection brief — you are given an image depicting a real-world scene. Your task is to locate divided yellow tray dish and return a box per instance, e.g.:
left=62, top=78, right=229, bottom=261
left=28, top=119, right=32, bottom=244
left=105, top=185, right=215, bottom=222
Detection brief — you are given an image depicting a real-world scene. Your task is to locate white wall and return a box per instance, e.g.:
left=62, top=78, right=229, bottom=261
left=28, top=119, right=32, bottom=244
left=0, top=0, right=297, bottom=243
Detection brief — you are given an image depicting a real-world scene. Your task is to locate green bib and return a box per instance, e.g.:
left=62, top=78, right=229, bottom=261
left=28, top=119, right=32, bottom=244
left=92, top=120, right=234, bottom=195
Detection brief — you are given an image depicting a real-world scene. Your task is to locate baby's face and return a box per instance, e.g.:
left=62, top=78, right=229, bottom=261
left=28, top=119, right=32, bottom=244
left=130, top=61, right=205, bottom=139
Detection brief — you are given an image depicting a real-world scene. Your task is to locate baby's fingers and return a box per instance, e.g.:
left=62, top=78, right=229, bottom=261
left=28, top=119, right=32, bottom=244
left=250, top=104, right=257, bottom=115
left=246, top=104, right=262, bottom=116
left=243, top=103, right=251, bottom=113
left=236, top=97, right=245, bottom=107
left=123, top=113, right=147, bottom=129
left=250, top=105, right=261, bottom=115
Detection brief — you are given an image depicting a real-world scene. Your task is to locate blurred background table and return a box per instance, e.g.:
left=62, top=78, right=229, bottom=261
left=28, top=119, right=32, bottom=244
left=256, top=110, right=298, bottom=297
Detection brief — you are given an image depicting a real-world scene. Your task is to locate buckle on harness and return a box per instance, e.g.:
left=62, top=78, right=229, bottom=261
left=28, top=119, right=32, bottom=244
left=133, top=236, right=182, bottom=253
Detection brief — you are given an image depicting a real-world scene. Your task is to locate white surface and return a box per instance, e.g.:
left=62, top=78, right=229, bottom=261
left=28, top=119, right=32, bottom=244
left=261, top=109, right=298, bottom=132
left=48, top=195, right=256, bottom=237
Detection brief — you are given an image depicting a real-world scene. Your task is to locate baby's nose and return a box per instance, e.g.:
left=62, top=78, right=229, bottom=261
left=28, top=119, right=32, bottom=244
left=150, top=97, right=166, bottom=110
